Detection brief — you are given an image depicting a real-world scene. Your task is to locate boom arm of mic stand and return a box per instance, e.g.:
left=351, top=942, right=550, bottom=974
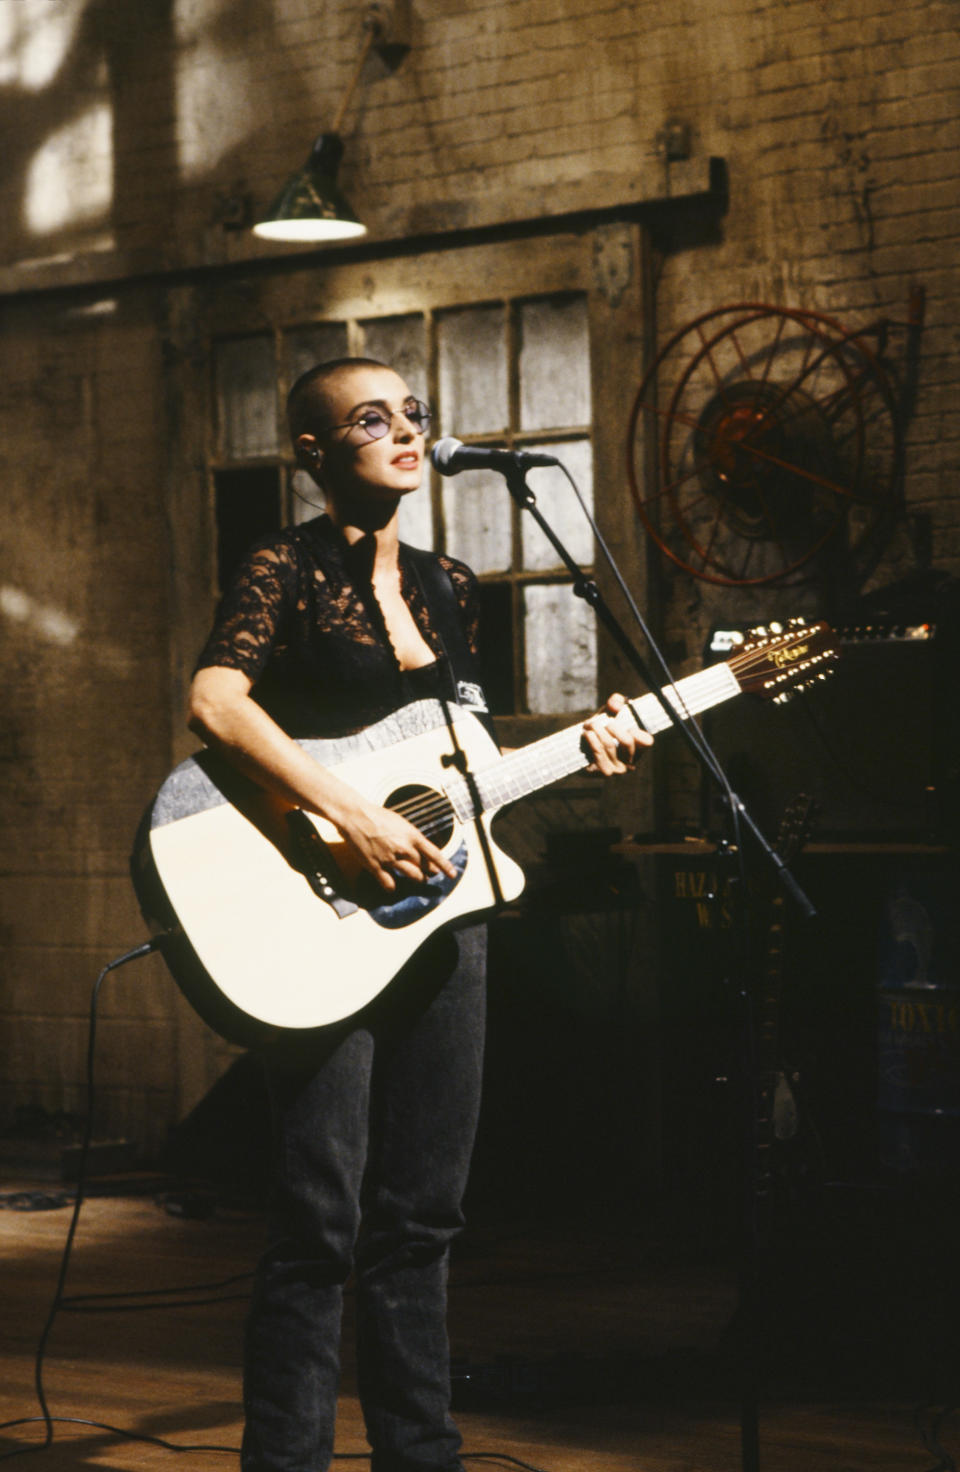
left=500, top=462, right=816, bottom=921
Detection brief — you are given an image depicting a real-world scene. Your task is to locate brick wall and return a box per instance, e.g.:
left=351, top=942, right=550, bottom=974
left=646, top=0, right=960, bottom=827
left=0, top=290, right=181, bottom=1154
left=0, top=0, right=957, bottom=1152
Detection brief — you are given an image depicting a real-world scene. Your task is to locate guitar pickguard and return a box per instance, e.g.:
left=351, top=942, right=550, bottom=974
left=367, top=841, right=468, bottom=930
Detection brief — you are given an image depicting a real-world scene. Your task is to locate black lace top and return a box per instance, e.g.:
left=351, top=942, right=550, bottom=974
left=195, top=514, right=481, bottom=739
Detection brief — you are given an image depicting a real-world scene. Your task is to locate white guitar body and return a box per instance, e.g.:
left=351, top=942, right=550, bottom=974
left=135, top=700, right=522, bottom=1039
left=132, top=621, right=835, bottom=1042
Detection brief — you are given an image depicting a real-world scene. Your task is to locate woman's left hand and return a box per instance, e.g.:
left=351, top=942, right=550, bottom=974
left=582, top=692, right=653, bottom=775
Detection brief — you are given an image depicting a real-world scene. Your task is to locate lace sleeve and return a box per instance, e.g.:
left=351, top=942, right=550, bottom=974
left=194, top=539, right=300, bottom=682
left=437, top=554, right=481, bottom=658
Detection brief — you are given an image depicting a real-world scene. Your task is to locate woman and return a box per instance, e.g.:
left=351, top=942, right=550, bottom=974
left=188, top=357, right=651, bottom=1472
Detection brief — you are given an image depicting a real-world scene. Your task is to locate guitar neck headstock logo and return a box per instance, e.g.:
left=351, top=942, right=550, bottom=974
left=771, top=641, right=810, bottom=667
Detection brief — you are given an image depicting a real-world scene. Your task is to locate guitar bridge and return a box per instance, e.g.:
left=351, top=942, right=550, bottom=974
left=286, top=810, right=358, bottom=918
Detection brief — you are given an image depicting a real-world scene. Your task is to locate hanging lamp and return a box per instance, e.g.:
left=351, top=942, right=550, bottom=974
left=252, top=16, right=383, bottom=243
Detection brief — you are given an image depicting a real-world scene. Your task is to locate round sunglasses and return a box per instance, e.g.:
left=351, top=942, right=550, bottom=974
left=324, top=399, right=432, bottom=442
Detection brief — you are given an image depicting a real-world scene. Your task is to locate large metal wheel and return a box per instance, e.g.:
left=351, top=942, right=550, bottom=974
left=628, top=304, right=904, bottom=586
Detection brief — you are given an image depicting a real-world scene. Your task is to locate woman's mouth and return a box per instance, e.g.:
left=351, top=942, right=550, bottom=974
left=392, top=453, right=420, bottom=469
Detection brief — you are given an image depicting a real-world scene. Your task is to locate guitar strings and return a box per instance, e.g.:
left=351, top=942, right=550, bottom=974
left=386, top=729, right=582, bottom=838
left=386, top=639, right=820, bottom=838
left=389, top=680, right=721, bottom=834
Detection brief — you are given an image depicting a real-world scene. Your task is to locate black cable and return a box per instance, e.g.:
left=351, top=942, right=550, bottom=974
left=915, top=1400, right=958, bottom=1472
left=290, top=480, right=325, bottom=515
left=0, top=940, right=551, bottom=1472
left=1, top=1418, right=552, bottom=1468
left=463, top=1457, right=552, bottom=1472
left=555, top=460, right=731, bottom=788
left=0, top=939, right=159, bottom=1462
left=553, top=458, right=749, bottom=908
left=58, top=1294, right=252, bottom=1313
left=61, top=1269, right=253, bottom=1305
left=0, top=1417, right=239, bottom=1456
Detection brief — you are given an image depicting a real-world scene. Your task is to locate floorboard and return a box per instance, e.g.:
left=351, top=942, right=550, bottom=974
left=0, top=1180, right=956, bottom=1472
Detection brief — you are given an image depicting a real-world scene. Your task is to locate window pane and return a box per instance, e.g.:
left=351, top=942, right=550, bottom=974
left=524, top=584, right=596, bottom=713
left=283, top=323, right=349, bottom=387
left=397, top=486, right=434, bottom=550
left=520, top=439, right=594, bottom=572
left=442, top=469, right=511, bottom=574
left=289, top=466, right=325, bottom=526
left=359, top=314, right=428, bottom=402
left=214, top=467, right=281, bottom=590
left=437, top=305, right=508, bottom=436
left=519, top=295, right=590, bottom=431
left=477, top=581, right=515, bottom=716
left=215, top=336, right=279, bottom=458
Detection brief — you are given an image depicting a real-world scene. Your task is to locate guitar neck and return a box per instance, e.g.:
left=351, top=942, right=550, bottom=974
left=445, top=660, right=742, bottom=818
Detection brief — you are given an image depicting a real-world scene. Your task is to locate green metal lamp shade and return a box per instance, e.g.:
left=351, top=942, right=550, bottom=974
left=253, top=133, right=367, bottom=243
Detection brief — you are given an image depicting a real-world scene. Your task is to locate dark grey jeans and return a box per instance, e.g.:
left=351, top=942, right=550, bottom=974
left=241, top=925, right=486, bottom=1472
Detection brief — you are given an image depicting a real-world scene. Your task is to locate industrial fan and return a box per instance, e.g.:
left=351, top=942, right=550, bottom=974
left=628, top=303, right=905, bottom=586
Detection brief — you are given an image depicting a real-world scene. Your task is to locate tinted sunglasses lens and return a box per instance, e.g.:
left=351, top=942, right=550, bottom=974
left=408, top=401, right=431, bottom=432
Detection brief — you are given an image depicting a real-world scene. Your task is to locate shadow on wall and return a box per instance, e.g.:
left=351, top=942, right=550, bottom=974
left=0, top=0, right=283, bottom=267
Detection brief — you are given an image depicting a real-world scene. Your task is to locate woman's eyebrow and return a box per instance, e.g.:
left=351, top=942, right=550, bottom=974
left=346, top=397, right=415, bottom=417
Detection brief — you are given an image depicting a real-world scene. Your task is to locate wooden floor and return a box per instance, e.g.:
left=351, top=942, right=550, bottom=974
left=0, top=1173, right=956, bottom=1472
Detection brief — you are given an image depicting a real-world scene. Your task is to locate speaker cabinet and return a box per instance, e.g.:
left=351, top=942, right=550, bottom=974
left=702, top=618, right=957, bottom=842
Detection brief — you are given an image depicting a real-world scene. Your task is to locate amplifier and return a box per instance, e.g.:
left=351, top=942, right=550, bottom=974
left=701, top=612, right=958, bottom=842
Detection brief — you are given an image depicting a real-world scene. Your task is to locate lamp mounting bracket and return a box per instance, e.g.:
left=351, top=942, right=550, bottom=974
left=364, top=0, right=412, bottom=66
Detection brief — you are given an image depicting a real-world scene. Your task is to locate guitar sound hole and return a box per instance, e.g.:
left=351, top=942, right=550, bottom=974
left=386, top=785, right=455, bottom=851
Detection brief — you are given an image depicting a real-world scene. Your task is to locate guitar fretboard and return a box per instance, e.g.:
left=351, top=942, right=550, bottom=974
left=445, top=660, right=742, bottom=818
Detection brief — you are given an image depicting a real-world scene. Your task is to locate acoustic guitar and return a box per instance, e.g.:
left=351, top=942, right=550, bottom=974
left=132, top=620, right=835, bottom=1041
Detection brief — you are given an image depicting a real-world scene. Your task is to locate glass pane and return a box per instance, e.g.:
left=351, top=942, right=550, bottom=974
left=477, top=582, right=515, bottom=716
left=359, top=314, right=428, bottom=401
left=442, top=469, right=511, bottom=574
left=524, top=584, right=596, bottom=713
left=437, top=305, right=508, bottom=436
left=520, top=439, right=594, bottom=572
left=289, top=466, right=325, bottom=526
left=519, top=295, right=590, bottom=431
left=214, top=467, right=281, bottom=590
left=397, top=486, right=434, bottom=550
left=283, top=322, right=349, bottom=390
left=215, top=335, right=279, bottom=458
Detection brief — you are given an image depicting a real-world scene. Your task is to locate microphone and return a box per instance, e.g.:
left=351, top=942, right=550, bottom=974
left=430, top=437, right=559, bottom=476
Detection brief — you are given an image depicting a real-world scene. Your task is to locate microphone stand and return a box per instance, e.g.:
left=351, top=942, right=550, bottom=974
left=499, top=456, right=815, bottom=1472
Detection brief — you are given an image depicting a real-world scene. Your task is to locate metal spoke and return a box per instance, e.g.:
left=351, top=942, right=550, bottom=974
left=627, top=303, right=902, bottom=586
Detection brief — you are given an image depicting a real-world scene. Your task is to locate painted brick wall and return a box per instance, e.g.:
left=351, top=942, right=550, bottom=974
left=0, top=0, right=957, bottom=1151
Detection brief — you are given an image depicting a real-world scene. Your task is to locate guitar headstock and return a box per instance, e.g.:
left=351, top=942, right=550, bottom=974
left=727, top=618, right=838, bottom=703
left=774, top=792, right=819, bottom=862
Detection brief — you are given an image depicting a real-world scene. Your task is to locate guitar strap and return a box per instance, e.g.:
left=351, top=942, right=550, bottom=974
left=406, top=546, right=498, bottom=744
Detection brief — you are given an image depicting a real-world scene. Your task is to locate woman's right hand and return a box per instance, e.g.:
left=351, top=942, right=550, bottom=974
left=330, top=792, right=457, bottom=894
left=189, top=666, right=455, bottom=894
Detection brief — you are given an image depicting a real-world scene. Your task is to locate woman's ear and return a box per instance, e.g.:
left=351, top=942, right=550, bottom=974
left=296, top=433, right=321, bottom=469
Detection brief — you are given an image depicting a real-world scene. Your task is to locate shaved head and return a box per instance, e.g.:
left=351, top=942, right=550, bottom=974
left=287, top=357, right=389, bottom=442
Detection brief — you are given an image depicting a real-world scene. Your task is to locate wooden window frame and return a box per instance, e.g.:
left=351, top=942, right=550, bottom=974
left=169, top=223, right=652, bottom=753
